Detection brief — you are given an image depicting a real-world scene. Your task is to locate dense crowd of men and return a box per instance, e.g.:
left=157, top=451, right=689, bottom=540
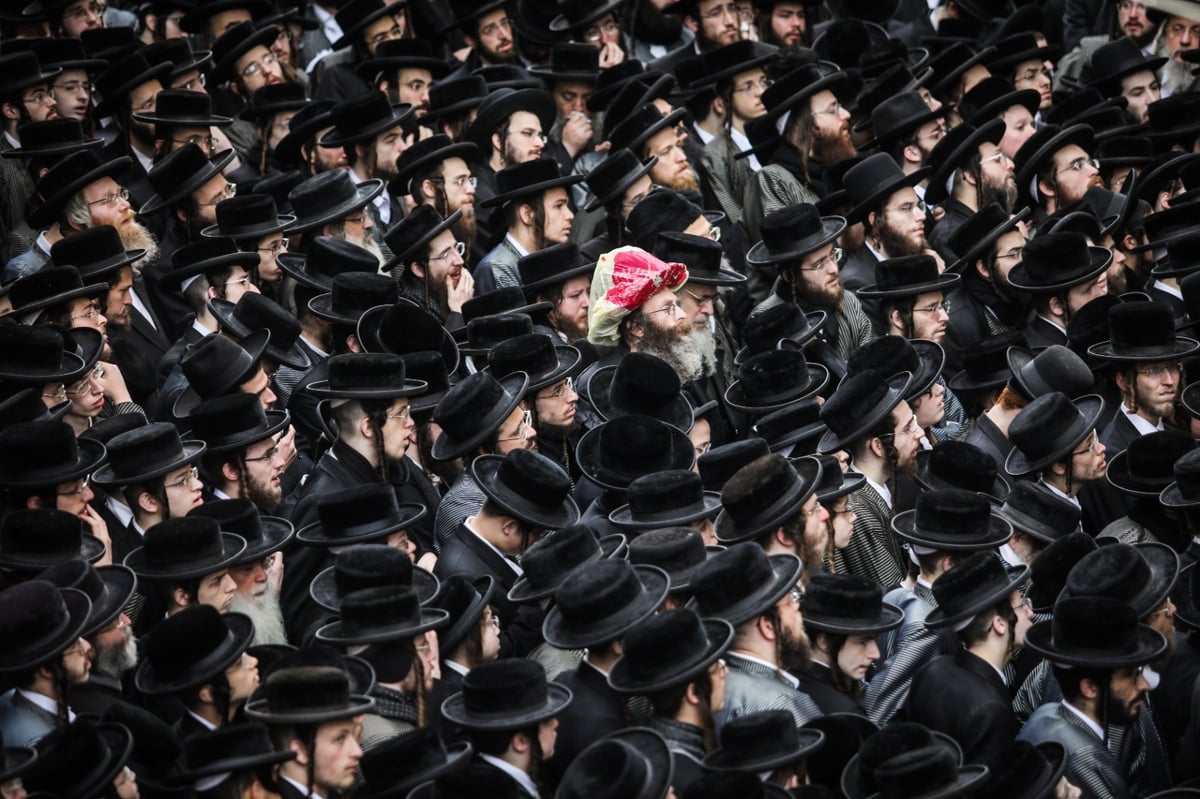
left=7, top=0, right=1200, bottom=796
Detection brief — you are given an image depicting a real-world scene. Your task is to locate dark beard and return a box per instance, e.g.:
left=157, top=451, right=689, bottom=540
left=778, top=624, right=812, bottom=671
left=247, top=472, right=282, bottom=513
left=791, top=272, right=844, bottom=311
left=876, top=218, right=926, bottom=257
left=451, top=205, right=476, bottom=250
left=548, top=307, right=588, bottom=342
left=1105, top=685, right=1143, bottom=726
left=978, top=176, right=1018, bottom=215
left=811, top=125, right=857, bottom=167
left=479, top=40, right=521, bottom=64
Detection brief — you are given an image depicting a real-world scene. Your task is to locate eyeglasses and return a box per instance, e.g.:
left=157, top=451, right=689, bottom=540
left=487, top=615, right=501, bottom=629
left=367, top=17, right=406, bottom=47
left=1071, top=431, right=1102, bottom=457
left=583, top=19, right=620, bottom=42
left=221, top=277, right=253, bottom=290
left=258, top=237, right=289, bottom=255
left=886, top=199, right=927, bottom=217
left=428, top=240, right=466, bottom=264
left=654, top=140, right=686, bottom=160
left=1057, top=156, right=1100, bottom=175
left=57, top=478, right=90, bottom=498
left=919, top=123, right=949, bottom=143
left=538, top=376, right=575, bottom=401
left=733, top=76, right=772, bottom=95
left=644, top=300, right=685, bottom=318
left=62, top=639, right=90, bottom=657
left=510, top=128, right=548, bottom=144
left=804, top=502, right=825, bottom=518
left=66, top=365, right=105, bottom=398
left=243, top=445, right=281, bottom=463
left=176, top=73, right=207, bottom=92
left=694, top=441, right=712, bottom=457
left=53, top=80, right=94, bottom=95
left=980, top=150, right=1010, bottom=167
left=343, top=214, right=366, bottom=226
left=87, top=187, right=130, bottom=208
left=64, top=0, right=104, bottom=20
left=102, top=615, right=130, bottom=632
left=798, top=246, right=843, bottom=272
left=71, top=303, right=104, bottom=322
left=21, top=88, right=53, bottom=107
left=439, top=175, right=477, bottom=190
left=479, top=16, right=512, bottom=38
left=240, top=52, right=278, bottom=79
left=387, top=405, right=412, bottom=422
left=880, top=415, right=919, bottom=439
left=113, top=767, right=135, bottom=789
left=996, top=245, right=1024, bottom=261
left=498, top=409, right=533, bottom=442
left=274, top=27, right=295, bottom=44
left=1135, top=362, right=1182, bottom=379
left=172, top=134, right=217, bottom=151
left=164, top=466, right=201, bottom=490
left=787, top=587, right=803, bottom=606
left=199, top=183, right=237, bottom=207
left=683, top=287, right=718, bottom=305
left=814, top=100, right=844, bottom=118
left=707, top=225, right=721, bottom=242
left=1150, top=601, right=1175, bottom=618
left=1012, top=596, right=1033, bottom=613
left=43, top=386, right=67, bottom=402
left=709, top=657, right=727, bottom=675
left=912, top=300, right=950, bottom=315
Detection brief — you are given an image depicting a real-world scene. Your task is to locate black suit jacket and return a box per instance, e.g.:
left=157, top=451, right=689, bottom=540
left=1100, top=410, right=1142, bottom=457
left=794, top=662, right=867, bottom=717
left=107, top=282, right=171, bottom=408
left=1022, top=316, right=1068, bottom=351
left=841, top=244, right=882, bottom=329
left=542, top=662, right=628, bottom=792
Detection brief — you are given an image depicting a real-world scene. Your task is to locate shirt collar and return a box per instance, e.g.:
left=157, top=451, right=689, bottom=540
left=188, top=710, right=219, bottom=731
left=1121, top=404, right=1165, bottom=436
left=3, top=131, right=19, bottom=150
left=505, top=232, right=530, bottom=258
left=1039, top=477, right=1081, bottom=508
left=17, top=690, right=74, bottom=723
left=479, top=754, right=540, bottom=797
left=443, top=660, right=470, bottom=677
left=1060, top=699, right=1106, bottom=742
left=849, top=463, right=892, bottom=511
left=282, top=776, right=325, bottom=799
left=728, top=128, right=760, bottom=172
left=464, top=517, right=523, bottom=576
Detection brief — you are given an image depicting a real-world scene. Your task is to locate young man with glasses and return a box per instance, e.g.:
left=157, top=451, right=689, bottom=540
left=676, top=0, right=745, bottom=52
left=459, top=6, right=521, bottom=68
left=0, top=54, right=60, bottom=149
left=397, top=134, right=480, bottom=258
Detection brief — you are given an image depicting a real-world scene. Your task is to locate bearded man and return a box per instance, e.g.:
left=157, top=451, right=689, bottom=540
left=396, top=135, right=480, bottom=262
left=1153, top=10, right=1200, bottom=97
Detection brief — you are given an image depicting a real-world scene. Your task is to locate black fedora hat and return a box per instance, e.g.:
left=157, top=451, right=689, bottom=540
left=274, top=100, right=336, bottom=168
left=124, top=517, right=248, bottom=582
left=296, top=482, right=427, bottom=546
left=1151, top=233, right=1200, bottom=280
left=20, top=720, right=133, bottom=799
left=690, top=543, right=803, bottom=627
left=351, top=727, right=472, bottom=799
left=915, top=440, right=1010, bottom=501
left=543, top=559, right=669, bottom=648
left=584, top=148, right=657, bottom=212
left=173, top=723, right=296, bottom=784
left=464, top=87, right=556, bottom=154
left=626, top=527, right=719, bottom=592
left=140, top=36, right=213, bottom=79
left=745, top=203, right=846, bottom=267
left=699, top=438, right=770, bottom=491
left=0, top=581, right=91, bottom=672
left=316, top=586, right=449, bottom=645
left=817, top=370, right=912, bottom=453
left=48, top=224, right=144, bottom=283
left=974, top=741, right=1068, bottom=799
left=431, top=370, right=528, bottom=460
left=190, top=498, right=294, bottom=566
left=862, top=740, right=990, bottom=799
left=608, top=606, right=733, bottom=694
left=36, top=558, right=136, bottom=638
left=993, top=480, right=1082, bottom=545
left=751, top=399, right=828, bottom=454
left=559, top=727, right=674, bottom=799
left=245, top=664, right=375, bottom=724
left=585, top=352, right=695, bottom=431
left=0, top=509, right=104, bottom=571
left=528, top=42, right=602, bottom=83
left=356, top=38, right=451, bottom=84
left=1026, top=531, right=1097, bottom=613
left=847, top=336, right=945, bottom=402
left=1005, top=391, right=1104, bottom=476
left=802, top=572, right=904, bottom=635
left=1061, top=541, right=1179, bottom=620
left=715, top=454, right=821, bottom=544
left=357, top=301, right=461, bottom=376
left=320, top=91, right=414, bottom=148
left=187, top=392, right=290, bottom=455
left=858, top=255, right=961, bottom=299
left=725, top=349, right=830, bottom=414
left=330, top=0, right=401, bottom=48
left=948, top=330, right=1025, bottom=393
left=0, top=420, right=106, bottom=489
left=1006, top=344, right=1096, bottom=401
left=0, top=118, right=101, bottom=161
left=472, top=448, right=580, bottom=529
left=0, top=387, right=69, bottom=431
left=892, top=488, right=1013, bottom=552
left=486, top=333, right=579, bottom=393
left=28, top=148, right=131, bottom=229
left=0, top=51, right=60, bottom=96
left=177, top=0, right=270, bottom=32
left=1088, top=37, right=1167, bottom=94
left=925, top=553, right=1029, bottom=629
left=480, top=157, right=584, bottom=209
left=548, top=0, right=624, bottom=32
left=706, top=710, right=825, bottom=772
left=947, top=204, right=1031, bottom=275
left=428, top=574, right=493, bottom=654
left=1107, top=429, right=1196, bottom=497
left=209, top=293, right=311, bottom=370
left=1007, top=231, right=1111, bottom=295
left=140, top=142, right=236, bottom=215
left=8, top=265, right=107, bottom=318
left=172, top=330, right=270, bottom=418
left=311, top=544, right=439, bottom=612
left=1089, top=301, right=1199, bottom=362
left=924, top=118, right=1006, bottom=205
left=133, top=88, right=233, bottom=129
left=956, top=75, right=1040, bottom=127
left=92, top=51, right=169, bottom=117
left=209, top=21, right=278, bottom=84
left=425, top=75, right=489, bottom=121
left=440, top=658, right=573, bottom=731
left=811, top=452, right=867, bottom=504
left=391, top=133, right=477, bottom=198
left=608, top=102, right=687, bottom=156
left=381, top=204, right=463, bottom=270
left=508, top=523, right=614, bottom=602
left=1013, top=123, right=1095, bottom=208
left=91, top=422, right=205, bottom=487
left=135, top=605, right=255, bottom=695
left=609, top=470, right=722, bottom=531
left=842, top=722, right=970, bottom=799
left=0, top=735, right=35, bottom=787
left=0, top=325, right=84, bottom=383
left=1161, top=447, right=1200, bottom=509
left=308, top=272, right=399, bottom=325
left=287, top=169, right=385, bottom=232
left=200, top=192, right=294, bottom=239
left=759, top=61, right=851, bottom=126
left=862, top=91, right=948, bottom=152
left=1023, top=595, right=1166, bottom=669
left=1098, top=135, right=1154, bottom=170
left=276, top=236, right=379, bottom=291
left=842, top=153, right=931, bottom=225
left=625, top=187, right=721, bottom=250
left=460, top=312, right=534, bottom=359
left=518, top=242, right=594, bottom=297
left=308, top=352, right=428, bottom=400
left=576, top=415, right=696, bottom=491
left=653, top=231, right=745, bottom=287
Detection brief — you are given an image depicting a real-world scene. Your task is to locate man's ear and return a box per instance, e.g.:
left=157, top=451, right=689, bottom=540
left=1037, top=177, right=1056, bottom=202
left=757, top=612, right=779, bottom=641
left=25, top=495, right=42, bottom=510
left=172, top=585, right=192, bottom=608
left=866, top=210, right=878, bottom=232
left=137, top=490, right=161, bottom=514
left=682, top=14, right=698, bottom=32
left=902, top=144, right=923, bottom=167
left=220, top=459, right=241, bottom=485
left=288, top=737, right=310, bottom=766
left=2, top=102, right=22, bottom=122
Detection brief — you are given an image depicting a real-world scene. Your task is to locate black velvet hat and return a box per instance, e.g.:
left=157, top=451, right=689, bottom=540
left=1006, top=344, right=1096, bottom=401
left=287, top=169, right=385, bottom=233
left=1161, top=447, right=1200, bottom=509
left=8, top=265, right=107, bottom=317
left=141, top=142, right=235, bottom=215
left=607, top=102, right=687, bottom=157
left=135, top=605, right=255, bottom=695
left=847, top=335, right=945, bottom=401
left=802, top=572, right=904, bottom=635
left=608, top=606, right=733, bottom=694
left=1107, top=429, right=1196, bottom=498
left=157, top=236, right=260, bottom=292
left=1004, top=391, right=1104, bottom=476
left=424, top=75, right=489, bottom=121
left=316, top=586, right=449, bottom=645
left=307, top=352, right=428, bottom=400
left=351, top=727, right=472, bottom=799
left=320, top=91, right=414, bottom=148
left=1026, top=531, right=1097, bottom=613
left=698, top=438, right=769, bottom=491
left=543, top=559, right=669, bottom=648
left=480, top=157, right=584, bottom=209
left=28, top=148, right=131, bottom=229
left=745, top=203, right=846, bottom=267
left=948, top=330, right=1024, bottom=393
left=200, top=192, right=294, bottom=239
left=715, top=454, right=822, bottom=544
left=486, top=333, right=580, bottom=393
left=357, top=300, right=461, bottom=374
left=356, top=37, right=451, bottom=83
left=472, top=448, right=580, bottom=529
left=557, top=728, right=674, bottom=799
left=947, top=203, right=1031, bottom=275
left=609, top=470, right=722, bottom=531
left=391, top=133, right=477, bottom=198
left=296, top=483, right=427, bottom=547
left=173, top=723, right=296, bottom=784
left=576, top=415, right=696, bottom=491
left=690, top=543, right=803, bottom=627
left=817, top=370, right=912, bottom=453
left=584, top=352, right=695, bottom=431
left=0, top=118, right=101, bottom=161
left=20, top=721, right=133, bottom=799
left=627, top=527, right=720, bottom=592
left=858, top=255, right=960, bottom=299
left=925, top=553, right=1029, bottom=629
left=134, top=88, right=233, bottom=128
left=172, top=331, right=270, bottom=418
left=0, top=325, right=84, bottom=383
left=751, top=399, right=828, bottom=454
left=209, top=293, right=311, bottom=370
left=725, top=349, right=830, bottom=414
left=36, top=558, right=136, bottom=638
left=311, top=544, right=439, bottom=612
left=440, top=658, right=573, bottom=731
left=1023, top=596, right=1166, bottom=669
left=518, top=242, right=594, bottom=297
left=993, top=481, right=1082, bottom=545
left=427, top=575, right=493, bottom=654
left=1060, top=541, right=1179, bottom=621
left=245, top=665, right=376, bottom=724
left=0, top=508, right=105, bottom=571
left=1088, top=36, right=1166, bottom=95
left=464, top=87, right=556, bottom=155
left=973, top=742, right=1068, bottom=799
left=735, top=303, right=827, bottom=365
left=956, top=75, right=1039, bottom=127
left=653, top=231, right=745, bottom=287
left=0, top=581, right=91, bottom=672
left=706, top=710, right=825, bottom=772
left=49, top=224, right=144, bottom=282
left=891, top=489, right=1013, bottom=552
left=923, top=118, right=1006, bottom=205
left=92, top=51, right=169, bottom=117
left=91, top=422, right=205, bottom=487
left=124, top=517, right=248, bottom=582
left=583, top=148, right=657, bottom=212
left=187, top=392, right=290, bottom=455
left=842, top=152, right=931, bottom=225
left=1088, top=301, right=1199, bottom=362
left=308, top=272, right=399, bottom=325
left=189, top=498, right=294, bottom=566
left=0, top=419, right=106, bottom=489
left=508, top=523, right=612, bottom=602
left=432, top=371, right=529, bottom=461
left=915, top=440, right=1010, bottom=501
left=862, top=91, right=948, bottom=152
left=841, top=722, right=970, bottom=799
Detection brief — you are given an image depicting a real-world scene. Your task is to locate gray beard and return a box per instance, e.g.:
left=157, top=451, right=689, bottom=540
left=637, top=327, right=716, bottom=384
left=229, top=585, right=289, bottom=646
left=94, top=629, right=138, bottom=679
left=1161, top=57, right=1197, bottom=97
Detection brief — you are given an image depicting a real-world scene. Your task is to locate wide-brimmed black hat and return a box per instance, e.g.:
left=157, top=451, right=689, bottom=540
left=296, top=482, right=427, bottom=546
left=1023, top=595, right=1166, bottom=669
left=287, top=169, right=385, bottom=232
left=135, top=605, right=254, bottom=695
left=27, top=149, right=130, bottom=228
left=188, top=392, right=290, bottom=455
left=626, top=527, right=719, bottom=593
left=133, top=88, right=233, bottom=129
left=528, top=42, right=601, bottom=83
left=948, top=330, right=1026, bottom=395
left=8, top=265, right=107, bottom=318
left=725, top=349, right=830, bottom=414
left=861, top=90, right=948, bottom=153
left=1026, top=531, right=1098, bottom=614
left=0, top=51, right=60, bottom=98
left=974, top=742, right=1068, bottom=799
left=842, top=152, right=930, bottom=225
left=209, top=293, right=311, bottom=370
left=427, top=574, right=493, bottom=654
left=608, top=606, right=732, bottom=694
left=560, top=728, right=673, bottom=799
left=311, top=544, right=439, bottom=612
left=892, top=488, right=1014, bottom=552
left=171, top=330, right=270, bottom=418
left=424, top=75, right=489, bottom=121
left=391, top=133, right=477, bottom=197
left=802, top=572, right=903, bottom=635
left=480, top=157, right=583, bottom=209
left=464, top=87, right=556, bottom=155
left=472, top=448, right=579, bottom=529
left=176, top=0, right=270, bottom=32
left=0, top=508, right=105, bottom=572
left=486, top=333, right=579, bottom=393
left=1013, top=123, right=1095, bottom=208
left=330, top=0, right=403, bottom=49
left=1007, top=232, right=1111, bottom=294
left=91, top=422, right=204, bottom=487
left=759, top=61, right=850, bottom=126
left=993, top=480, right=1082, bottom=546
left=1061, top=541, right=1179, bottom=620
left=956, top=75, right=1040, bottom=127
left=431, top=371, right=528, bottom=461
left=543, top=559, right=669, bottom=648
left=307, top=352, right=428, bottom=401
left=715, top=454, right=821, bottom=544
left=124, top=517, right=247, bottom=582
left=507, top=523, right=619, bottom=602
left=1007, top=344, right=1096, bottom=401
left=1107, top=429, right=1196, bottom=499
left=585, top=352, right=695, bottom=431
left=690, top=543, right=803, bottom=627
left=1161, top=447, right=1200, bottom=509
left=1088, top=36, right=1167, bottom=94
left=517, top=242, right=594, bottom=298
left=576, top=415, right=696, bottom=491
left=36, top=558, right=136, bottom=638
left=308, top=273, right=399, bottom=326
left=858, top=255, right=960, bottom=299
left=441, top=658, right=572, bottom=731
left=316, top=586, right=449, bottom=645
left=356, top=38, right=451, bottom=87
left=652, top=231, right=745, bottom=287
left=140, top=35, right=212, bottom=79
left=584, top=148, right=656, bottom=212
left=140, top=142, right=235, bottom=215
left=1088, top=301, right=1199, bottom=362
left=48, top=224, right=143, bottom=283
left=190, top=498, right=294, bottom=567
left=607, top=102, right=687, bottom=156
left=1005, top=391, right=1104, bottom=476
left=0, top=420, right=106, bottom=489
left=706, top=710, right=825, bottom=773
left=209, top=21, right=278, bottom=84
left=947, top=204, right=1031, bottom=275
left=817, top=370, right=912, bottom=453
left=1150, top=233, right=1200, bottom=280
left=0, top=580, right=91, bottom=672
left=320, top=92, right=414, bottom=148
left=357, top=301, right=461, bottom=376
left=745, top=203, right=846, bottom=267
left=923, top=118, right=1006, bottom=206
left=925, top=554, right=1029, bottom=629
left=173, top=723, right=296, bottom=785
left=609, top=470, right=722, bottom=532
left=748, top=399, right=827, bottom=455
left=0, top=325, right=85, bottom=383
left=847, top=336, right=945, bottom=403
left=200, top=192, right=294, bottom=239
left=842, top=722, right=973, bottom=799
left=274, top=99, right=336, bottom=167
left=351, top=727, right=472, bottom=799
left=381, top=204, right=463, bottom=271
left=547, top=0, right=624, bottom=31
left=276, top=236, right=379, bottom=291
left=0, top=734, right=35, bottom=787
left=0, top=117, right=102, bottom=161
left=915, top=440, right=1010, bottom=502
left=245, top=664, right=375, bottom=724
left=92, top=51, right=169, bottom=117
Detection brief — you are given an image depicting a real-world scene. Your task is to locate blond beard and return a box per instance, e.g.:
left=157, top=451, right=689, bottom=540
left=116, top=217, right=159, bottom=276
left=229, top=583, right=289, bottom=646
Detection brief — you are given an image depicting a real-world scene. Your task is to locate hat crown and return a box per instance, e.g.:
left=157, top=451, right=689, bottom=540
left=593, top=415, right=683, bottom=477
left=340, top=586, right=424, bottom=634
left=181, top=334, right=256, bottom=397
left=0, top=579, right=74, bottom=654
left=874, top=745, right=960, bottom=799
left=231, top=293, right=302, bottom=347
left=803, top=572, right=886, bottom=623
left=621, top=607, right=714, bottom=681
left=183, top=723, right=278, bottom=773
left=1016, top=344, right=1094, bottom=400
left=912, top=488, right=992, bottom=539
left=520, top=523, right=601, bottom=588
left=463, top=287, right=535, bottom=322
left=519, top=241, right=589, bottom=288
left=1008, top=391, right=1087, bottom=465
left=147, top=141, right=211, bottom=195
left=494, top=448, right=572, bottom=510
left=698, top=438, right=770, bottom=490
left=1, top=508, right=86, bottom=565
left=0, top=325, right=67, bottom=371
left=652, top=232, right=723, bottom=277
left=316, top=483, right=405, bottom=539
left=872, top=256, right=940, bottom=294
left=871, top=92, right=935, bottom=140
left=144, top=604, right=236, bottom=682
left=1019, top=232, right=1095, bottom=283
left=760, top=203, right=826, bottom=257
left=717, top=710, right=800, bottom=764
left=585, top=148, right=643, bottom=198
left=466, top=313, right=534, bottom=349
left=722, top=454, right=801, bottom=523
left=263, top=665, right=354, bottom=714
left=844, top=153, right=907, bottom=206
left=189, top=498, right=265, bottom=547
left=1105, top=301, right=1179, bottom=356
left=754, top=398, right=823, bottom=443
left=1123, top=429, right=1196, bottom=489
left=214, top=192, right=280, bottom=229
left=329, top=273, right=399, bottom=318
left=495, top=158, right=565, bottom=198
left=926, top=441, right=998, bottom=493
left=460, top=659, right=552, bottom=721
left=334, top=544, right=415, bottom=594
left=143, top=517, right=226, bottom=569
left=190, top=392, right=273, bottom=446
left=305, top=236, right=380, bottom=281
left=692, top=542, right=781, bottom=618
left=1000, top=481, right=1081, bottom=537
left=290, top=170, right=363, bottom=220
left=1172, top=447, right=1200, bottom=497
left=152, top=88, right=215, bottom=119
left=330, top=91, right=406, bottom=142
left=50, top=225, right=126, bottom=272
left=0, top=418, right=83, bottom=476
left=931, top=552, right=1012, bottom=618
left=628, top=470, right=704, bottom=514
left=626, top=188, right=704, bottom=245
left=485, top=333, right=557, bottom=381
left=326, top=352, right=409, bottom=392
left=434, top=371, right=512, bottom=438
left=556, top=559, right=647, bottom=626
left=1048, top=595, right=1145, bottom=658
left=820, top=369, right=894, bottom=439
left=849, top=334, right=919, bottom=376
left=608, top=352, right=682, bottom=415
left=1065, top=544, right=1151, bottom=606
left=1028, top=531, right=1097, bottom=609
left=105, top=422, right=188, bottom=481
left=628, top=527, right=706, bottom=573
left=10, top=265, right=89, bottom=310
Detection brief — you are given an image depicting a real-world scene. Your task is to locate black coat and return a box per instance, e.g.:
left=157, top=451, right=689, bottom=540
left=541, top=662, right=628, bottom=792
left=1021, top=315, right=1068, bottom=352
left=794, top=662, right=867, bottom=717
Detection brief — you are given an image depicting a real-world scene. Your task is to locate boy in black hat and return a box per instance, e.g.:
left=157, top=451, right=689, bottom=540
left=190, top=393, right=291, bottom=512
left=1006, top=390, right=1108, bottom=512
left=124, top=516, right=249, bottom=620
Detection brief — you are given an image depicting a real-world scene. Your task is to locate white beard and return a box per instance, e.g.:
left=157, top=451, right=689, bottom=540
left=94, top=628, right=138, bottom=679
left=229, top=584, right=289, bottom=646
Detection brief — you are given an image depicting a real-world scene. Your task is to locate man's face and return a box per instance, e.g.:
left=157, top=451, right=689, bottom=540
left=90, top=612, right=136, bottom=677
left=362, top=11, right=405, bottom=55
left=1120, top=0, right=1154, bottom=42
left=1106, top=666, right=1151, bottom=724
left=774, top=586, right=810, bottom=669
left=790, top=242, right=843, bottom=308
left=639, top=286, right=690, bottom=341
left=581, top=12, right=621, bottom=47
left=67, top=365, right=105, bottom=419
left=311, top=125, right=349, bottom=172
left=692, top=0, right=740, bottom=49
left=61, top=637, right=92, bottom=684
left=679, top=281, right=717, bottom=332
left=890, top=399, right=922, bottom=473
left=799, top=492, right=828, bottom=556
left=381, top=397, right=415, bottom=461
left=729, top=66, right=769, bottom=123
left=472, top=10, right=517, bottom=64
left=367, top=125, right=406, bottom=180
left=164, top=463, right=204, bottom=515
left=836, top=634, right=880, bottom=681
left=197, top=568, right=237, bottom=613
left=768, top=2, right=805, bottom=46
left=192, top=173, right=231, bottom=229
left=480, top=606, right=501, bottom=661
left=912, top=378, right=945, bottom=429
left=496, top=404, right=536, bottom=454
left=224, top=651, right=260, bottom=703
left=105, top=265, right=134, bottom=330
left=977, top=142, right=1017, bottom=211
left=829, top=494, right=856, bottom=550
left=1013, top=59, right=1053, bottom=111
left=873, top=187, right=927, bottom=257
left=208, top=8, right=252, bottom=39
left=312, top=717, right=365, bottom=793
left=51, top=69, right=91, bottom=121
left=1163, top=16, right=1200, bottom=63
left=534, top=376, right=578, bottom=429
left=646, top=127, right=696, bottom=191
left=172, top=69, right=207, bottom=94
left=547, top=274, right=589, bottom=341
left=541, top=187, right=574, bottom=245
left=1068, top=429, right=1107, bottom=482
left=13, top=82, right=57, bottom=124
left=256, top=233, right=286, bottom=284
left=67, top=297, right=107, bottom=336
left=1046, top=144, right=1100, bottom=209
left=910, top=118, right=947, bottom=166
left=1128, top=360, right=1181, bottom=420
left=228, top=556, right=270, bottom=599
left=267, top=111, right=296, bottom=153
left=501, top=111, right=545, bottom=164
left=167, top=125, right=215, bottom=157
left=395, top=68, right=433, bottom=112
left=981, top=228, right=1025, bottom=295
left=537, top=718, right=559, bottom=760
left=421, top=229, right=464, bottom=295
left=236, top=45, right=282, bottom=93
left=554, top=80, right=594, bottom=117
left=1066, top=271, right=1108, bottom=314
left=1146, top=596, right=1177, bottom=648
left=1103, top=233, right=1128, bottom=294
left=60, top=0, right=103, bottom=36
left=1120, top=70, right=1161, bottom=123
left=998, top=105, right=1037, bottom=159
left=908, top=290, right=948, bottom=343
left=217, top=264, right=261, bottom=305
left=689, top=417, right=712, bottom=466
left=808, top=89, right=855, bottom=166
left=620, top=173, right=652, bottom=220
left=242, top=433, right=286, bottom=510
left=55, top=475, right=94, bottom=517
left=439, top=157, right=476, bottom=216
left=1009, top=590, right=1035, bottom=649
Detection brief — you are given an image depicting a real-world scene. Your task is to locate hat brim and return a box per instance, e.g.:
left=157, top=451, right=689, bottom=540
left=93, top=61, right=172, bottom=118
left=140, top=149, right=237, bottom=215
left=992, top=500, right=1075, bottom=545
left=310, top=561, right=440, bottom=612
left=1022, top=617, right=1167, bottom=669
left=584, top=155, right=658, bottom=213
left=232, top=516, right=296, bottom=565
left=123, top=533, right=248, bottom=581
left=948, top=205, right=1032, bottom=274
left=715, top=457, right=822, bottom=544
left=12, top=279, right=109, bottom=318
left=306, top=374, right=429, bottom=401
left=186, top=409, right=291, bottom=454
left=356, top=302, right=461, bottom=375
left=891, top=508, right=1014, bottom=552
left=608, top=491, right=723, bottom=531
left=80, top=565, right=139, bottom=638
left=287, top=178, right=385, bottom=233
left=542, top=564, right=670, bottom=648
left=206, top=299, right=311, bottom=371
left=745, top=217, right=847, bottom=267
left=134, top=109, right=235, bottom=127
left=472, top=455, right=581, bottom=530
left=0, top=349, right=86, bottom=384
left=29, top=155, right=132, bottom=229
left=1060, top=541, right=1179, bottom=620
left=440, top=681, right=573, bottom=730
left=608, top=618, right=733, bottom=694
left=315, top=606, right=450, bottom=646
left=465, top=89, right=557, bottom=155
left=736, top=310, right=828, bottom=366
left=705, top=728, right=826, bottom=773
left=857, top=270, right=960, bottom=300
left=433, top=576, right=495, bottom=653
left=158, top=250, right=260, bottom=291
left=585, top=366, right=695, bottom=432
left=914, top=451, right=1010, bottom=503
left=1087, top=336, right=1200, bottom=363
left=0, top=531, right=105, bottom=572
left=381, top=209, right=464, bottom=271
left=210, top=24, right=280, bottom=84
left=924, top=565, right=1030, bottom=629
left=813, top=467, right=867, bottom=504
left=1106, top=447, right=1181, bottom=497
left=724, top=363, right=831, bottom=415
left=1006, top=246, right=1112, bottom=294
left=804, top=599, right=904, bottom=636
left=484, top=344, right=580, bottom=394
left=862, top=765, right=990, bottom=799
left=390, top=141, right=478, bottom=197
left=520, top=259, right=597, bottom=296
left=817, top=371, right=913, bottom=454
left=431, top=373, right=529, bottom=461
left=0, top=436, right=107, bottom=489
left=91, top=440, right=206, bottom=487
left=692, top=553, right=804, bottom=628
left=548, top=0, right=624, bottom=31
left=296, top=503, right=428, bottom=546
left=320, top=103, right=415, bottom=148
left=200, top=212, right=297, bottom=240
left=480, top=172, right=586, bottom=209
left=173, top=747, right=295, bottom=783
left=245, top=693, right=377, bottom=725
left=1004, top=394, right=1105, bottom=476
left=0, top=587, right=92, bottom=672
left=0, top=135, right=104, bottom=160
left=506, top=539, right=614, bottom=603
left=962, top=88, right=1041, bottom=129
left=575, top=422, right=696, bottom=491
left=134, top=612, right=255, bottom=695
